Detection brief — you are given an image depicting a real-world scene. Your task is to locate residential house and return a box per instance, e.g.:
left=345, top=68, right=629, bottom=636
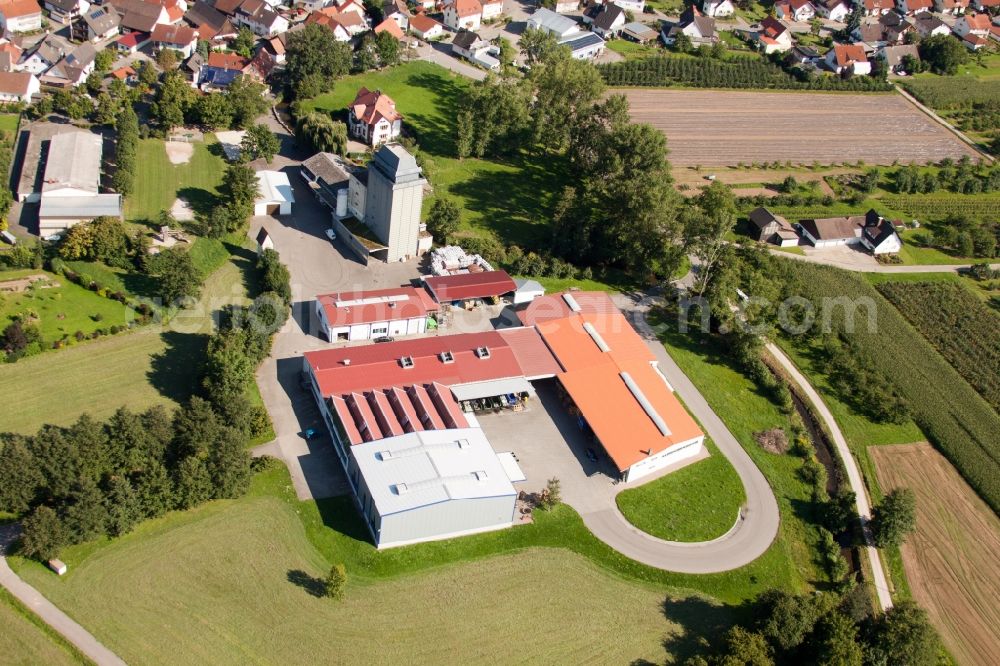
left=553, top=0, right=578, bottom=12
left=702, top=0, right=735, bottom=16
left=328, top=0, right=366, bottom=19
left=451, top=29, right=499, bottom=69
left=826, top=42, right=871, bottom=74
left=527, top=7, right=579, bottom=39
left=41, top=41, right=95, bottom=86
left=349, top=87, right=403, bottom=146
left=775, top=0, right=816, bottom=21
left=115, top=30, right=151, bottom=53
left=44, top=0, right=89, bottom=23
left=151, top=22, right=198, bottom=57
left=184, top=0, right=238, bottom=41
left=590, top=3, right=626, bottom=38
left=233, top=0, right=288, bottom=37
left=863, top=0, right=894, bottom=14
left=109, top=0, right=167, bottom=32
left=787, top=44, right=821, bottom=64
left=262, top=33, right=286, bottom=62
left=814, top=0, right=850, bottom=20
left=83, top=5, right=121, bottom=42
left=798, top=209, right=901, bottom=254
left=374, top=17, right=405, bottom=39
left=409, top=12, right=444, bottom=39
left=481, top=0, right=503, bottom=20
left=877, top=43, right=919, bottom=72
left=0, top=0, right=42, bottom=33
left=443, top=0, right=483, bottom=31
left=662, top=6, right=718, bottom=45
left=559, top=31, right=605, bottom=59
left=382, top=0, right=409, bottom=29
left=878, top=11, right=915, bottom=42
left=19, top=34, right=70, bottom=75
left=960, top=29, right=989, bottom=48
left=109, top=64, right=137, bottom=84
left=0, top=40, right=22, bottom=72
left=197, top=51, right=250, bottom=90
left=755, top=16, right=794, bottom=53
left=306, top=9, right=359, bottom=40
left=912, top=12, right=951, bottom=36
left=897, top=0, right=933, bottom=14
left=935, top=0, right=969, bottom=13
left=954, top=12, right=990, bottom=35
left=612, top=0, right=645, bottom=12
left=0, top=70, right=37, bottom=102
left=748, top=207, right=799, bottom=247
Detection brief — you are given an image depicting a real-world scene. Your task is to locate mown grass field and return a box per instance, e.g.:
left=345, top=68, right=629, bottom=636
left=0, top=112, right=20, bottom=135
left=125, top=136, right=226, bottom=223
left=0, top=589, right=90, bottom=666
left=303, top=62, right=568, bottom=250
left=617, top=438, right=746, bottom=542
left=0, top=269, right=134, bottom=345
left=10, top=466, right=727, bottom=665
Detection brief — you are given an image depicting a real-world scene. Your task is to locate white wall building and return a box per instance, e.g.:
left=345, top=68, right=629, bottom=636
left=254, top=170, right=295, bottom=216
left=315, top=287, right=437, bottom=342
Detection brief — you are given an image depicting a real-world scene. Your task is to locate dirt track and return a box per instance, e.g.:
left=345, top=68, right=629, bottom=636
left=622, top=89, right=979, bottom=167
left=871, top=443, right=1000, bottom=666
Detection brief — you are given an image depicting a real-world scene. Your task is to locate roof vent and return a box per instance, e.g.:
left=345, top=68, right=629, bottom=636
left=473, top=470, right=488, bottom=481
left=400, top=356, right=414, bottom=369
left=342, top=359, right=351, bottom=366
left=440, top=350, right=455, bottom=364
left=562, top=293, right=582, bottom=312
left=395, top=483, right=409, bottom=495
left=389, top=301, right=397, bottom=308
left=456, top=438, right=470, bottom=449
left=582, top=322, right=610, bottom=353
left=378, top=450, right=393, bottom=460
left=476, top=346, right=491, bottom=359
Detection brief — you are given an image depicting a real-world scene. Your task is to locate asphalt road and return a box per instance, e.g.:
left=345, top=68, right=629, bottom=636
left=766, top=342, right=894, bottom=611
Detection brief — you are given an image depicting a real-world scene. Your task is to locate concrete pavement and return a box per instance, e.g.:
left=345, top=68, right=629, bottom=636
left=0, top=527, right=127, bottom=666
left=765, top=343, right=894, bottom=611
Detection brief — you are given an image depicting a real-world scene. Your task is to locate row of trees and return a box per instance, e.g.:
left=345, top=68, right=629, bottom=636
left=893, top=161, right=1000, bottom=197
left=113, top=105, right=139, bottom=196
left=151, top=70, right=269, bottom=132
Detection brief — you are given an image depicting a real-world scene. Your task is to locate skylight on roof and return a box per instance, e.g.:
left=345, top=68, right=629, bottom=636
left=620, top=372, right=672, bottom=438
left=476, top=346, right=491, bottom=359
left=562, top=293, right=582, bottom=312
left=400, top=356, right=414, bottom=369
left=582, top=321, right=610, bottom=353
left=440, top=351, right=455, bottom=364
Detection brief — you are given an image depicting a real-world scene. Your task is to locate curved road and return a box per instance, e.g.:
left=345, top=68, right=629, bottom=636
left=582, top=293, right=782, bottom=574
left=766, top=343, right=894, bottom=611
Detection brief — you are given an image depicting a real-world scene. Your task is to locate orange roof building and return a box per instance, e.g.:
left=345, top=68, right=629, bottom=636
left=348, top=87, right=403, bottom=146
left=374, top=16, right=404, bottom=40
left=521, top=292, right=705, bottom=481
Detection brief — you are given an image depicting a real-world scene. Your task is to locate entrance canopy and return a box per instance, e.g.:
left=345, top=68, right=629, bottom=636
left=451, top=377, right=533, bottom=402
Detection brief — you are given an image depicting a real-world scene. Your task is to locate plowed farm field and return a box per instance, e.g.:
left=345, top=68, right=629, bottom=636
left=621, top=89, right=979, bottom=167
left=871, top=443, right=1000, bottom=666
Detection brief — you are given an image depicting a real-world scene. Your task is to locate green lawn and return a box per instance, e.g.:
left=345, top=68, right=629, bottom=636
left=125, top=136, right=226, bottom=224
left=0, top=112, right=19, bottom=136
left=617, top=438, right=746, bottom=541
left=10, top=465, right=733, bottom=665
left=0, top=269, right=135, bottom=346
left=0, top=244, right=258, bottom=434
left=607, top=39, right=664, bottom=60
left=303, top=62, right=570, bottom=250
left=0, top=589, right=90, bottom=666
left=655, top=321, right=829, bottom=590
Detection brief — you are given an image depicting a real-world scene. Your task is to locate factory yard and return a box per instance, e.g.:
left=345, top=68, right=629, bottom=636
left=871, top=443, right=1000, bottom=666
left=621, top=89, right=979, bottom=168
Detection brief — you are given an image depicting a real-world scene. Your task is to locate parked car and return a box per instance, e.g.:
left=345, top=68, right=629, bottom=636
left=373, top=336, right=395, bottom=343
left=325, top=229, right=337, bottom=241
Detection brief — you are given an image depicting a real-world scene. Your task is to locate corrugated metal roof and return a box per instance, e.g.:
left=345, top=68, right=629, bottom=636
left=351, top=427, right=516, bottom=516
left=450, top=377, right=533, bottom=401
left=317, top=286, right=437, bottom=327
left=423, top=270, right=516, bottom=302
left=38, top=194, right=122, bottom=219
left=497, top=327, right=561, bottom=378
left=42, top=131, right=102, bottom=195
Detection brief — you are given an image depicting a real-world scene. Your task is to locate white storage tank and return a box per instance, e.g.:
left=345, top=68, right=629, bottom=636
left=336, top=188, right=348, bottom=218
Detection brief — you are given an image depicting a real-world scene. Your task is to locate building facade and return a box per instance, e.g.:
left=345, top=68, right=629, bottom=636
left=364, top=144, right=427, bottom=262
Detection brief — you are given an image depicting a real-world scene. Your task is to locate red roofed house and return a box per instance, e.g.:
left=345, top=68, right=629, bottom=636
left=408, top=12, right=444, bottom=39
left=897, top=0, right=933, bottom=14
left=443, top=0, right=482, bottom=31
left=0, top=0, right=42, bottom=32
left=115, top=30, right=151, bottom=53
left=0, top=40, right=22, bottom=72
left=955, top=12, right=990, bottom=36
left=755, top=16, right=794, bottom=53
left=374, top=16, right=405, bottom=40
left=826, top=42, right=871, bottom=75
left=110, top=64, right=137, bottom=84
left=348, top=87, right=403, bottom=146
left=774, top=0, right=815, bottom=20
left=151, top=22, right=199, bottom=57
left=422, top=270, right=517, bottom=306
left=863, top=0, right=894, bottom=14
left=0, top=70, right=38, bottom=102
left=315, top=287, right=439, bottom=342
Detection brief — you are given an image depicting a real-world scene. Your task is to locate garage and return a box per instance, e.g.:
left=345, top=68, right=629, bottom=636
left=254, top=170, right=295, bottom=216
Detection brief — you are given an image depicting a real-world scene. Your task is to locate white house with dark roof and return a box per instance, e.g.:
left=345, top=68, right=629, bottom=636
left=662, top=6, right=717, bottom=45
left=589, top=3, right=626, bottom=38
left=814, top=0, right=849, bottom=19
left=797, top=209, right=900, bottom=254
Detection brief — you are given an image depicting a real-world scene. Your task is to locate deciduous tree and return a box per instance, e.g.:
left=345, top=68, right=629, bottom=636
left=425, top=197, right=461, bottom=245
left=241, top=123, right=280, bottom=163
left=871, top=487, right=916, bottom=548
left=19, top=505, right=67, bottom=561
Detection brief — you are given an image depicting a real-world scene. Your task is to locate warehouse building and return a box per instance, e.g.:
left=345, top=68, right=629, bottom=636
left=520, top=291, right=705, bottom=482
left=35, top=130, right=123, bottom=234
left=422, top=270, right=517, bottom=308
left=314, top=286, right=439, bottom=342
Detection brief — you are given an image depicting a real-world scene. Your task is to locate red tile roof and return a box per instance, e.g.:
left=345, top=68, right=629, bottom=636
left=423, top=270, right=517, bottom=302
left=316, top=286, right=438, bottom=328
left=518, top=290, right=619, bottom=326
left=965, top=12, right=990, bottom=30
left=206, top=51, right=249, bottom=69
left=374, top=16, right=405, bottom=39
left=0, top=0, right=41, bottom=19
left=0, top=70, right=34, bottom=95
left=350, top=86, right=402, bottom=127
left=449, top=0, right=482, bottom=17
left=409, top=12, right=441, bottom=32
left=832, top=42, right=867, bottom=66
left=497, top=327, right=562, bottom=378
left=151, top=21, right=197, bottom=44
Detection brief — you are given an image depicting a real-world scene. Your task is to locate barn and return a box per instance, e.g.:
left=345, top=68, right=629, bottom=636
left=254, top=170, right=294, bottom=216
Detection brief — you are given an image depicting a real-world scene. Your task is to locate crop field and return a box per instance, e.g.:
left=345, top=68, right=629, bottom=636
left=0, top=589, right=87, bottom=666
left=620, top=89, right=979, bottom=167
left=871, top=443, right=1000, bottom=666
left=877, top=282, right=1000, bottom=413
